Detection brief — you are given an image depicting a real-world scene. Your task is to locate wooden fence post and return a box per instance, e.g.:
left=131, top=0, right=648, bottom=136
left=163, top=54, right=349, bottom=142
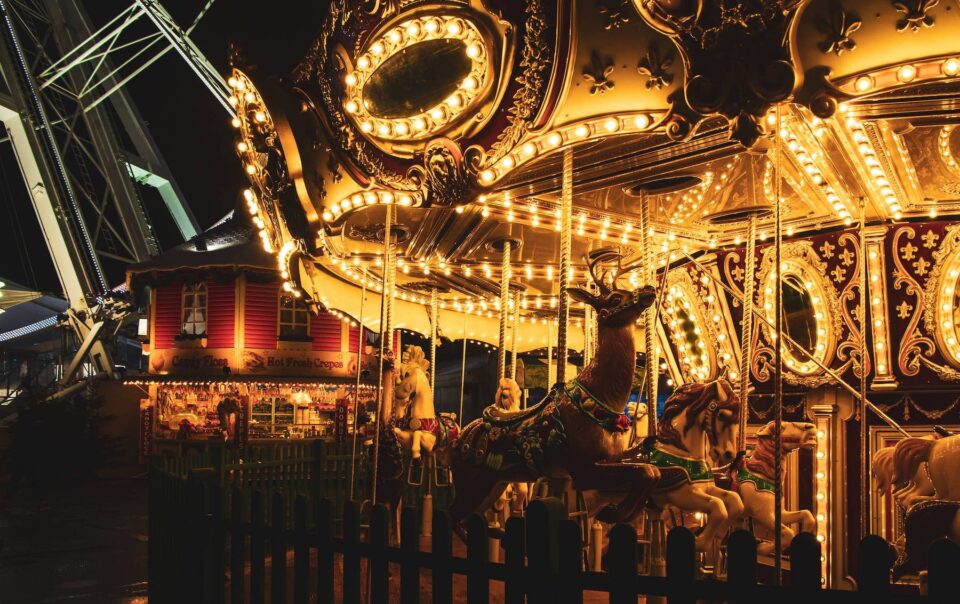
left=343, top=500, right=362, bottom=604
left=188, top=478, right=207, bottom=604
left=666, top=527, right=695, bottom=604
left=504, top=516, right=525, bottom=604
left=250, top=491, right=265, bottom=604
left=466, top=514, right=489, bottom=604
left=928, top=537, right=960, bottom=599
left=311, top=439, right=324, bottom=504
left=857, top=535, right=894, bottom=596
left=371, top=504, right=390, bottom=604
left=210, top=481, right=226, bottom=604
left=526, top=498, right=565, bottom=604
left=432, top=509, right=454, bottom=604
left=230, top=487, right=244, bottom=604
left=790, top=532, right=821, bottom=590
left=400, top=506, right=420, bottom=604
left=294, top=496, right=308, bottom=604
left=316, top=498, right=335, bottom=604
left=271, top=492, right=287, bottom=603
left=558, top=519, right=583, bottom=604
left=608, top=523, right=638, bottom=604
left=726, top=529, right=755, bottom=602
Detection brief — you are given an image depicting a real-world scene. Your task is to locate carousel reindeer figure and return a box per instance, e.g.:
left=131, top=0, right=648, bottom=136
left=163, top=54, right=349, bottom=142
left=728, top=421, right=817, bottom=555
left=450, top=251, right=663, bottom=529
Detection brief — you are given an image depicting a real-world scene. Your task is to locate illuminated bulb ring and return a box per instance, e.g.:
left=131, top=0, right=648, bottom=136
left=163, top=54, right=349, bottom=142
left=343, top=16, right=488, bottom=141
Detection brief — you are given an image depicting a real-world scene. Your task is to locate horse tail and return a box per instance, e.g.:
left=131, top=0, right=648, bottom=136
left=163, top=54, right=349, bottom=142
left=893, top=438, right=935, bottom=487
left=872, top=447, right=895, bottom=492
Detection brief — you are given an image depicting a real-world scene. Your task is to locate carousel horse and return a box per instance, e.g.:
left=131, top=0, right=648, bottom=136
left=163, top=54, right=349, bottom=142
left=888, top=427, right=960, bottom=579
left=492, top=378, right=529, bottom=516
left=614, top=379, right=744, bottom=551
left=872, top=432, right=939, bottom=512
left=393, top=345, right=459, bottom=461
left=728, top=421, right=817, bottom=555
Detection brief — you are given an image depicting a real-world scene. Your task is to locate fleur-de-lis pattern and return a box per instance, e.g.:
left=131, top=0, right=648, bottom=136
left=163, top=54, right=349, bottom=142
left=636, top=42, right=675, bottom=90
left=596, top=0, right=631, bottom=30
left=816, top=2, right=861, bottom=55
left=582, top=51, right=615, bottom=95
left=893, top=0, right=940, bottom=33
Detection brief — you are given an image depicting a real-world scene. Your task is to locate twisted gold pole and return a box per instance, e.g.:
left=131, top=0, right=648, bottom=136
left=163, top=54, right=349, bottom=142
left=859, top=199, right=870, bottom=540
left=348, top=270, right=367, bottom=501
left=511, top=291, right=520, bottom=379
left=557, top=148, right=573, bottom=383
left=737, top=215, right=757, bottom=451
left=371, top=203, right=394, bottom=507
left=430, top=287, right=438, bottom=393
left=640, top=190, right=658, bottom=437
left=773, top=104, right=784, bottom=584
left=498, top=240, right=511, bottom=379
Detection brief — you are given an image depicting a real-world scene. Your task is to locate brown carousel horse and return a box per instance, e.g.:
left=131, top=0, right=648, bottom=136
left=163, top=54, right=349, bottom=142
left=728, top=421, right=817, bottom=555
left=450, top=253, right=660, bottom=528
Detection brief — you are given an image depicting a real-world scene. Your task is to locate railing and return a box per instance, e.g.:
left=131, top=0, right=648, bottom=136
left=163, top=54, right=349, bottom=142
left=150, top=462, right=960, bottom=603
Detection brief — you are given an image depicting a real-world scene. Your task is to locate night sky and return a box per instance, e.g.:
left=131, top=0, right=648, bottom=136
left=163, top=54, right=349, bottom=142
left=1, top=1, right=329, bottom=294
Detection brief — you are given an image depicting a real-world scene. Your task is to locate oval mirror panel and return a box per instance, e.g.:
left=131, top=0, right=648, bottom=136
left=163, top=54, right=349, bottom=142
left=362, top=38, right=472, bottom=119
left=782, top=274, right=817, bottom=358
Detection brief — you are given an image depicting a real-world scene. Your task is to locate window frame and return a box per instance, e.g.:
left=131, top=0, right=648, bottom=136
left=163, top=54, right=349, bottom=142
left=181, top=282, right=208, bottom=336
left=278, top=291, right=311, bottom=341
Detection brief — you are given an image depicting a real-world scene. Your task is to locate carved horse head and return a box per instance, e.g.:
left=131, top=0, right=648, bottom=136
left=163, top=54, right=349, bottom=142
left=567, top=249, right=657, bottom=328
left=495, top=378, right=522, bottom=412
left=755, top=421, right=817, bottom=452
left=394, top=345, right=432, bottom=417
left=659, top=379, right=740, bottom=464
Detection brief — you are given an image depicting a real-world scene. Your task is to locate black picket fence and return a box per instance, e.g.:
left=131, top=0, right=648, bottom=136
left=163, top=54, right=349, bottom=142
left=149, top=465, right=960, bottom=603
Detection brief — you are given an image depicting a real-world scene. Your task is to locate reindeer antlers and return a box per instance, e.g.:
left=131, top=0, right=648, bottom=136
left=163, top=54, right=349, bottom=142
left=585, top=248, right=645, bottom=292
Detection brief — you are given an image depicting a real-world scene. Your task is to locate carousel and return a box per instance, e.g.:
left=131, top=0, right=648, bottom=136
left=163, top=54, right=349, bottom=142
left=222, top=0, right=960, bottom=590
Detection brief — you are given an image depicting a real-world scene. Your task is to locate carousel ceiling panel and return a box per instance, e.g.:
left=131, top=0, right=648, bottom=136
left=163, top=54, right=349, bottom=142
left=795, top=0, right=960, bottom=91
left=900, top=124, right=960, bottom=204
left=549, top=0, right=676, bottom=128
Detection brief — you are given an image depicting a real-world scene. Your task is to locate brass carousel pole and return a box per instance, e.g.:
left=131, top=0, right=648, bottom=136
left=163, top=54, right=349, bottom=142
left=498, top=240, right=512, bottom=379
left=640, top=191, right=658, bottom=437
left=773, top=105, right=784, bottom=583
left=511, top=291, right=520, bottom=379
left=459, top=309, right=467, bottom=422
left=430, top=287, right=438, bottom=393
left=738, top=216, right=757, bottom=451
left=557, top=148, right=573, bottom=383
left=348, top=269, right=367, bottom=501
left=859, top=199, right=869, bottom=540
left=371, top=204, right=394, bottom=508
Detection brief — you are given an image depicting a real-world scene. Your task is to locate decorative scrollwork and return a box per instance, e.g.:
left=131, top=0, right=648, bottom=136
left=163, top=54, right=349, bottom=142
left=892, top=227, right=937, bottom=376
left=406, top=138, right=479, bottom=207
left=815, top=2, right=861, bottom=55
left=836, top=233, right=868, bottom=380
left=582, top=50, right=616, bottom=95
left=893, top=0, right=939, bottom=33
left=633, top=0, right=806, bottom=147
left=637, top=41, right=675, bottom=90
left=877, top=393, right=960, bottom=420
left=921, top=225, right=960, bottom=378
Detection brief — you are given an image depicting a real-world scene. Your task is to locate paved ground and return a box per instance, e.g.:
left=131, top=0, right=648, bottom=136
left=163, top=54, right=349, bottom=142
left=0, top=478, right=148, bottom=603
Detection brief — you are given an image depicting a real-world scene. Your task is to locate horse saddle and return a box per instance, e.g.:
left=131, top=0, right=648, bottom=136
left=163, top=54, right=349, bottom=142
left=598, top=438, right=713, bottom=494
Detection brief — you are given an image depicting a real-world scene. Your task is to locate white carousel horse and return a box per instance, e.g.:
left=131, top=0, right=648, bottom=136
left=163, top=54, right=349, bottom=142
left=728, top=421, right=817, bottom=556
left=393, top=345, right=458, bottom=460
left=490, top=378, right=529, bottom=519
left=614, top=380, right=744, bottom=551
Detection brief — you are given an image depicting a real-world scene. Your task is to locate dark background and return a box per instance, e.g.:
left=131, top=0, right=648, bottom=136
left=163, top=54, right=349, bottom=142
left=1, top=0, right=330, bottom=294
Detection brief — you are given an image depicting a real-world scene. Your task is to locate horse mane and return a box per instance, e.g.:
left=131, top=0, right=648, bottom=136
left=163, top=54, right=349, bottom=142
left=872, top=446, right=895, bottom=492
left=658, top=381, right=736, bottom=451
left=893, top=437, right=936, bottom=487
left=402, top=345, right=431, bottom=374
left=744, top=430, right=777, bottom=480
